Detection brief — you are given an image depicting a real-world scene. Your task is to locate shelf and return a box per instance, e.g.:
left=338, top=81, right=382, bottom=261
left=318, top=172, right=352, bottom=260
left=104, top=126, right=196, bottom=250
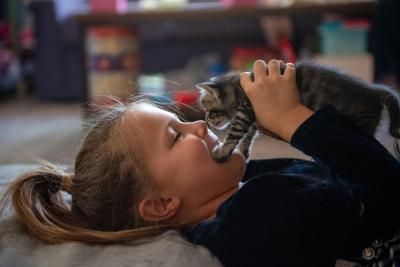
left=74, top=1, right=376, bottom=25
left=74, top=0, right=376, bottom=107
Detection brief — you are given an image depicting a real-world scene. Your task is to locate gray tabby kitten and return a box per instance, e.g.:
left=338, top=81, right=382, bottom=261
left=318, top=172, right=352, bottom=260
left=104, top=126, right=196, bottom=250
left=197, top=60, right=400, bottom=162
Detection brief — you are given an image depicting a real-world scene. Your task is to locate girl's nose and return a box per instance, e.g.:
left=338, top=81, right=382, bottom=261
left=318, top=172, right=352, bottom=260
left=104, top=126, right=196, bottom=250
left=190, top=120, right=208, bottom=138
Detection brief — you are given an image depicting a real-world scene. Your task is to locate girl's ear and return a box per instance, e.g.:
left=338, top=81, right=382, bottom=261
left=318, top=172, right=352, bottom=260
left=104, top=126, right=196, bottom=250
left=138, top=195, right=181, bottom=222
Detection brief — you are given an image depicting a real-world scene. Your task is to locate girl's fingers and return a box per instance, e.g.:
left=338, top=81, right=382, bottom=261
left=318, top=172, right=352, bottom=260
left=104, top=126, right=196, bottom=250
left=267, top=59, right=280, bottom=77
left=240, top=72, right=252, bottom=90
left=284, top=63, right=296, bottom=79
left=253, top=60, right=267, bottom=79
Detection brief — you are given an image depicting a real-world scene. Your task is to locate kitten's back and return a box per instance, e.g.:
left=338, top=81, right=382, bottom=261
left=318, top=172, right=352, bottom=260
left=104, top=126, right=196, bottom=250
left=295, top=61, right=386, bottom=111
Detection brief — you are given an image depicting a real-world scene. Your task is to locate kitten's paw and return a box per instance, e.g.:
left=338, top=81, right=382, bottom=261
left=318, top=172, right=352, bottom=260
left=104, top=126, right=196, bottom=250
left=239, top=147, right=249, bottom=160
left=238, top=141, right=251, bottom=161
left=212, top=144, right=231, bottom=162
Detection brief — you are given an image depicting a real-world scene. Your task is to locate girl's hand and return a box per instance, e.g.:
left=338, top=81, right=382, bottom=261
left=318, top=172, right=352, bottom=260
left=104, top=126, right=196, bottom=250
left=241, top=59, right=314, bottom=142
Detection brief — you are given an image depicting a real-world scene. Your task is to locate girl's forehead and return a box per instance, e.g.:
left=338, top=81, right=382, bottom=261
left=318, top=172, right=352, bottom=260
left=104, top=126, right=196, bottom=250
left=132, top=104, right=178, bottom=121
left=126, top=105, right=177, bottom=160
left=125, top=105, right=178, bottom=144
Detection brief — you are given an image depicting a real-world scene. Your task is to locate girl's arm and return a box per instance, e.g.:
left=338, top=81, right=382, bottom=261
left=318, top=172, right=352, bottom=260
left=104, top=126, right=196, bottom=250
left=242, top=59, right=400, bottom=196
left=242, top=59, right=400, bottom=259
left=290, top=105, right=400, bottom=238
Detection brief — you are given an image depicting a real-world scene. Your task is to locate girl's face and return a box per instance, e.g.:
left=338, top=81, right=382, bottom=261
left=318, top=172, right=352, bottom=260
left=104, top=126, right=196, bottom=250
left=132, top=104, right=245, bottom=223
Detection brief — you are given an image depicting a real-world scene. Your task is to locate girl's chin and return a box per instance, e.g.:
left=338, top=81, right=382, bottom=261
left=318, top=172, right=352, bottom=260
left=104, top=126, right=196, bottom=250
left=210, top=147, right=245, bottom=166
left=228, top=149, right=246, bottom=181
left=228, top=148, right=246, bottom=165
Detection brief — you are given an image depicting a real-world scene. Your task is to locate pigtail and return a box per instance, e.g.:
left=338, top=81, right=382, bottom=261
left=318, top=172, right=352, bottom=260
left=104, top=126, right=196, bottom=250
left=0, top=162, right=84, bottom=243
left=0, top=162, right=177, bottom=244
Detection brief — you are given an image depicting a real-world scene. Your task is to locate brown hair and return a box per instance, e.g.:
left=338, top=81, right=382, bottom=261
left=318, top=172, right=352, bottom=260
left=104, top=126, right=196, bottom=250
left=0, top=98, right=179, bottom=244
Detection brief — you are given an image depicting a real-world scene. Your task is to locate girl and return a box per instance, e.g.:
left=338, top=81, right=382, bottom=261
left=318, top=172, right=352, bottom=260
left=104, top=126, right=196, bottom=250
left=1, top=59, right=400, bottom=266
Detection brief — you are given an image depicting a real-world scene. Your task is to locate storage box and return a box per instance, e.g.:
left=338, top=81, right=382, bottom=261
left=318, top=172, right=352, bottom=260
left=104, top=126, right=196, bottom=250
left=314, top=54, right=374, bottom=83
left=222, top=0, right=257, bottom=7
left=90, top=0, right=128, bottom=13
left=319, top=20, right=370, bottom=56
left=86, top=26, right=139, bottom=102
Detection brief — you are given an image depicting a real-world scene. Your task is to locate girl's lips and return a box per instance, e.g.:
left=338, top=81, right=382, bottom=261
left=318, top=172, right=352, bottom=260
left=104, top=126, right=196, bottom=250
left=210, top=140, right=220, bottom=152
left=205, top=129, right=220, bottom=152
left=205, top=137, right=219, bottom=153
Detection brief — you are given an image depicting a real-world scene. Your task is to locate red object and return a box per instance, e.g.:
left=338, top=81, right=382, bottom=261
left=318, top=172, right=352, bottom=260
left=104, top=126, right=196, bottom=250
left=87, top=26, right=136, bottom=37
left=173, top=91, right=199, bottom=105
left=343, top=19, right=371, bottom=29
left=0, top=22, right=12, bottom=47
left=230, top=46, right=277, bottom=70
left=19, top=28, right=34, bottom=49
left=90, top=0, right=128, bottom=13
left=278, top=37, right=297, bottom=63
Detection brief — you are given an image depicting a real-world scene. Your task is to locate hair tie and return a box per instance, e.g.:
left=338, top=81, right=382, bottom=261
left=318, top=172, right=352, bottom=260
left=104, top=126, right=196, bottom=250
left=61, top=174, right=73, bottom=194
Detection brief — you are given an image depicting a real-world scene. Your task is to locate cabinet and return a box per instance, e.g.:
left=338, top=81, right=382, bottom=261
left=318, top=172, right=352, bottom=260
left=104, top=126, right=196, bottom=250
left=74, top=1, right=376, bottom=100
left=70, top=1, right=377, bottom=122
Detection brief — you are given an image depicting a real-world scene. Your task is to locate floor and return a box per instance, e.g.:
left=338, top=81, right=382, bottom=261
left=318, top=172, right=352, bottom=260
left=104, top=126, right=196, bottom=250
left=0, top=97, right=396, bottom=165
left=0, top=97, right=84, bottom=164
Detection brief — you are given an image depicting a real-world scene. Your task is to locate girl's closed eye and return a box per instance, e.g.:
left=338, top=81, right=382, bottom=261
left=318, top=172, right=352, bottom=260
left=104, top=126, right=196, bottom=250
left=173, top=132, right=182, bottom=143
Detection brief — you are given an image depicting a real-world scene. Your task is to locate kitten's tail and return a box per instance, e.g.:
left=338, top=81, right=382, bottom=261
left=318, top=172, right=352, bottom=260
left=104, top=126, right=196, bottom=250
left=380, top=86, right=400, bottom=159
left=380, top=87, right=400, bottom=138
left=394, top=140, right=400, bottom=160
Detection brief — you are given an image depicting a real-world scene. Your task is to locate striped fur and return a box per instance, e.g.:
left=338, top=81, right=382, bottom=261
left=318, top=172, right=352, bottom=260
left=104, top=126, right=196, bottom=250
left=197, top=60, right=400, bottom=162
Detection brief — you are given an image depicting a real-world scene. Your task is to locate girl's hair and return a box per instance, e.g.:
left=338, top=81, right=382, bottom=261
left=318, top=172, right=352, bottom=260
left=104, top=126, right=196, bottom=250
left=0, top=98, right=179, bottom=244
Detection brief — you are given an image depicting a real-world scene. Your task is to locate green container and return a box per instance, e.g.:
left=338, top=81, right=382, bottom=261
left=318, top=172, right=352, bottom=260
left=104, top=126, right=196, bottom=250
left=319, top=21, right=369, bottom=55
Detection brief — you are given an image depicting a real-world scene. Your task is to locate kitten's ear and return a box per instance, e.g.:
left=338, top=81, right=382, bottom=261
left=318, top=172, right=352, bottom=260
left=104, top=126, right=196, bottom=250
left=196, top=82, right=219, bottom=99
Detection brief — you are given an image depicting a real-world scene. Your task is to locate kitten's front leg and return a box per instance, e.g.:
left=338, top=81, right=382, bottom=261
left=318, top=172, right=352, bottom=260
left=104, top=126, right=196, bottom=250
left=212, top=114, right=253, bottom=162
left=212, top=136, right=241, bottom=162
left=238, top=123, right=257, bottom=160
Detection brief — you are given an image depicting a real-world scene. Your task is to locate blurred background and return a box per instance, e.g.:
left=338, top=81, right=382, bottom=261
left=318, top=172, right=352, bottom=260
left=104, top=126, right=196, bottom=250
left=0, top=0, right=399, bottom=165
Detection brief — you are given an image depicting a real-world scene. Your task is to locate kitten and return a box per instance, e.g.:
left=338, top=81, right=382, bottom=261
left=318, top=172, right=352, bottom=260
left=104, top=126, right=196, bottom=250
left=197, top=60, right=400, bottom=162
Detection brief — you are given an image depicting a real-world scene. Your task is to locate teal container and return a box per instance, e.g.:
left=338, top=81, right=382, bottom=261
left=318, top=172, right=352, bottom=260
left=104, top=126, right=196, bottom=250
left=319, top=21, right=369, bottom=55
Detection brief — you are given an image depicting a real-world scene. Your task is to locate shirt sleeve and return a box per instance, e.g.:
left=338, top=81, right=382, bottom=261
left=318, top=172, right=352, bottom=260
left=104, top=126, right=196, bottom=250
left=290, top=105, right=400, bottom=251
left=291, top=105, right=400, bottom=186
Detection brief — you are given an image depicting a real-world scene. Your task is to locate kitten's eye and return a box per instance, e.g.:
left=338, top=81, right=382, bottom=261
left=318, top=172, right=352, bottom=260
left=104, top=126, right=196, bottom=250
left=209, top=112, right=222, bottom=119
left=173, top=132, right=182, bottom=143
left=209, top=113, right=217, bottom=119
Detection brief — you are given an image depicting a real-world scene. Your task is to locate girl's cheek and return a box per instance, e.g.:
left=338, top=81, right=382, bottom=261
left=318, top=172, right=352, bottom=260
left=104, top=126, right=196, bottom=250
left=185, top=139, right=210, bottom=158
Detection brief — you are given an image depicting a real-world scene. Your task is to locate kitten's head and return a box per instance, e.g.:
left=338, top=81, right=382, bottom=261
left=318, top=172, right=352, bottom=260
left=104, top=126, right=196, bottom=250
left=196, top=72, right=241, bottom=129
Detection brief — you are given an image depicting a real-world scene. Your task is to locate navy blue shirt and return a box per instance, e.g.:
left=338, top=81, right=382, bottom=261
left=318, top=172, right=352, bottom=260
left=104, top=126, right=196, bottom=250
left=184, top=106, right=400, bottom=267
